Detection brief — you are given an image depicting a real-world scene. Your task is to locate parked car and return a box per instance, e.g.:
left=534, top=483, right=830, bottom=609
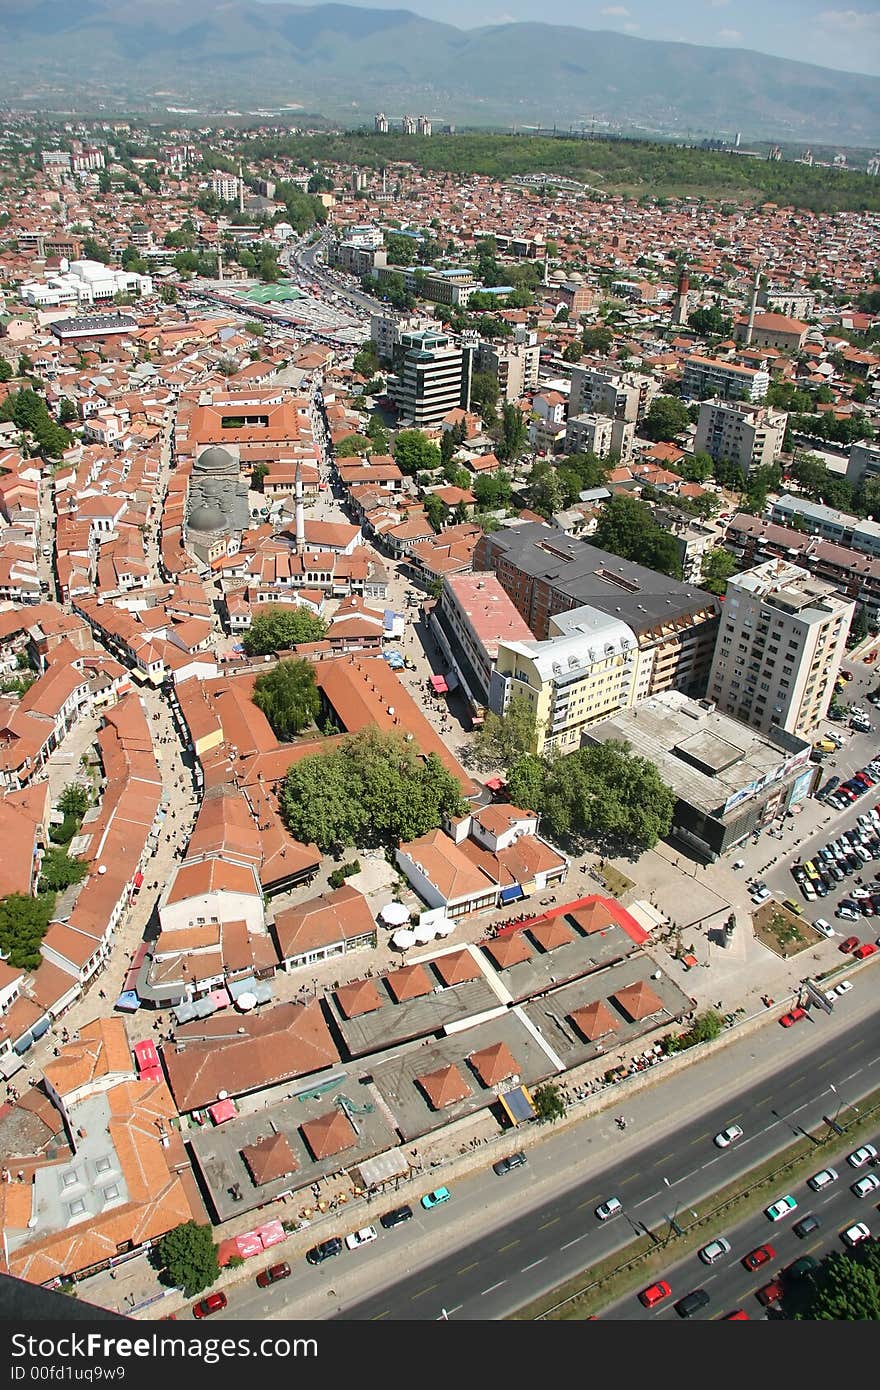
left=421, top=1186, right=451, bottom=1210
left=255, top=1262, right=290, bottom=1288
left=493, top=1151, right=527, bottom=1177
left=853, top=942, right=878, bottom=959
left=839, top=935, right=861, bottom=951
left=836, top=980, right=853, bottom=995
left=765, top=1195, right=798, bottom=1221
left=742, top=1244, right=775, bottom=1271
left=345, top=1226, right=378, bottom=1250
left=379, top=1205, right=413, bottom=1230
left=813, top=918, right=834, bottom=938
left=714, top=1124, right=744, bottom=1148
left=305, top=1237, right=343, bottom=1265
left=723, top=1310, right=749, bottom=1320
left=596, top=1196, right=623, bottom=1221
left=638, top=1280, right=671, bottom=1308
left=779, top=1007, right=807, bottom=1027
left=192, top=1292, right=227, bottom=1318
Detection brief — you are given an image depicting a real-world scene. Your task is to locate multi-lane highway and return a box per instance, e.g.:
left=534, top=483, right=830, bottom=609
left=196, top=992, right=880, bottom=1323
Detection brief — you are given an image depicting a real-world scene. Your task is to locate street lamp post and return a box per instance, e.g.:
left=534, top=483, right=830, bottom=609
left=663, top=1177, right=684, bottom=1243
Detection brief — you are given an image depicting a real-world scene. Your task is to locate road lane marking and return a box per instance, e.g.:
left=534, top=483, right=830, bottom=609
left=521, top=1259, right=546, bottom=1273
left=561, top=1234, right=589, bottom=1249
left=372, top=1311, right=391, bottom=1320
left=411, top=1284, right=437, bottom=1300
left=497, top=1242, right=519, bottom=1253
left=539, top=1217, right=560, bottom=1229
left=457, top=1262, right=478, bottom=1274
left=482, top=1281, right=506, bottom=1296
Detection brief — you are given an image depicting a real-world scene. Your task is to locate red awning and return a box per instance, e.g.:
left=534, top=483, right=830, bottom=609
left=430, top=674, right=449, bottom=693
left=485, top=776, right=505, bottom=791
left=207, top=988, right=230, bottom=1010
left=131, top=871, right=144, bottom=890
left=138, top=1066, right=163, bottom=1084
left=209, top=1098, right=237, bottom=1124
left=256, top=1219, right=285, bottom=1249
left=133, top=1039, right=159, bottom=1072
left=235, top=1232, right=263, bottom=1259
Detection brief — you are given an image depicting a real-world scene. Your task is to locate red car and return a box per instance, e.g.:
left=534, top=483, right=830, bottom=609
left=724, top=1310, right=750, bottom=1320
left=755, top=1279, right=784, bottom=1307
left=192, top=1291, right=227, bottom=1319
left=852, top=942, right=877, bottom=960
left=256, top=1261, right=290, bottom=1288
left=779, top=1007, right=806, bottom=1027
left=742, top=1244, right=775, bottom=1272
left=638, top=1279, right=671, bottom=1308
left=840, top=936, right=860, bottom=953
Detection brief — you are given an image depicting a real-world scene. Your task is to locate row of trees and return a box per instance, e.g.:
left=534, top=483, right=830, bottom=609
left=0, top=387, right=72, bottom=459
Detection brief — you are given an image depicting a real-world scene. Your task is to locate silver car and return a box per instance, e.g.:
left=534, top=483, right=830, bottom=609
left=698, top=1237, right=732, bottom=1265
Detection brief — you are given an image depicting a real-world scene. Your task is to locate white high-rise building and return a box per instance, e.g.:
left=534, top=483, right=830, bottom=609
left=708, top=559, right=854, bottom=740
left=694, top=399, right=787, bottom=475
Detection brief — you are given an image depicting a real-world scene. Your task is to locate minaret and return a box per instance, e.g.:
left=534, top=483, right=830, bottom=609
left=238, top=161, right=245, bottom=216
left=744, top=266, right=760, bottom=347
left=217, top=242, right=224, bottom=283
left=295, top=461, right=305, bottom=555
left=671, top=269, right=690, bottom=326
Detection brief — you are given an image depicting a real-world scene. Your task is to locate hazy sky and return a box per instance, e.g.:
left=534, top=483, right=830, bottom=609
left=264, top=0, right=880, bottom=76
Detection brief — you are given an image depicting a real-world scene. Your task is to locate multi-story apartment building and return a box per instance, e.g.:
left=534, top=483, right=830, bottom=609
left=694, top=399, right=786, bottom=475
left=370, top=311, right=439, bottom=363
left=387, top=330, right=473, bottom=427
left=374, top=113, right=389, bottom=133
left=707, top=559, right=854, bottom=740
left=434, top=573, right=534, bottom=706
left=209, top=175, right=242, bottom=204
left=568, top=365, right=659, bottom=424
left=490, top=606, right=640, bottom=755
left=564, top=413, right=634, bottom=461
left=473, top=333, right=540, bottom=403
left=725, top=512, right=880, bottom=624
left=768, top=494, right=880, bottom=560
left=682, top=356, right=769, bottom=403
left=846, top=440, right=880, bottom=489
left=474, top=524, right=720, bottom=700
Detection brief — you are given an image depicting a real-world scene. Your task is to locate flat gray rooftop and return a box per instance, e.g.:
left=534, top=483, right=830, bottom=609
left=329, top=975, right=501, bottom=1058
left=481, top=918, right=638, bottom=1002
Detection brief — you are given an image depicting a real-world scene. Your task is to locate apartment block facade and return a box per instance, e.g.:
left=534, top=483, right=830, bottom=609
left=707, top=559, right=854, bottom=740
left=682, top=356, right=769, bottom=403
left=694, top=399, right=786, bottom=474
left=387, top=330, right=473, bottom=428
left=568, top=365, right=659, bottom=424
left=564, top=412, right=635, bottom=461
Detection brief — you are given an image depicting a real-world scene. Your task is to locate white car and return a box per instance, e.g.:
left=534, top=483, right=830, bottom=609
left=852, top=1174, right=880, bottom=1199
left=847, top=1144, right=878, bottom=1169
left=714, top=1124, right=744, bottom=1149
left=345, top=1226, right=378, bottom=1250
left=842, top=1222, right=871, bottom=1247
left=596, top=1197, right=622, bottom=1221
left=813, top=918, right=835, bottom=938
left=750, top=886, right=772, bottom=905
left=698, top=1237, right=732, bottom=1265
left=851, top=886, right=872, bottom=899
left=835, top=980, right=853, bottom=995
left=808, top=1167, right=838, bottom=1191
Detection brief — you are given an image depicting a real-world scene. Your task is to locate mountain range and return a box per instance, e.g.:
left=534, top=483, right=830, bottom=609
left=1, top=0, right=878, bottom=145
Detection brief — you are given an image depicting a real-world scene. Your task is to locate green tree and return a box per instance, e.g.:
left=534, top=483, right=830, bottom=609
left=472, top=694, right=539, bottom=768
left=514, top=740, right=674, bottom=850
left=58, top=784, right=89, bottom=819
left=506, top=754, right=547, bottom=812
left=0, top=359, right=13, bottom=384
left=243, top=607, right=327, bottom=656
left=798, top=1248, right=880, bottom=1320
left=0, top=893, right=56, bottom=971
left=593, top=493, right=683, bottom=578
left=848, top=604, right=870, bottom=647
left=385, top=232, right=419, bottom=266
left=701, top=547, right=738, bottom=596
left=394, top=429, right=441, bottom=475
left=470, top=370, right=500, bottom=421
left=528, top=460, right=564, bottom=518
left=424, top=493, right=446, bottom=532
left=57, top=398, right=78, bottom=425
left=335, top=433, right=372, bottom=458
left=473, top=470, right=512, bottom=511
left=280, top=728, right=465, bottom=849
left=440, top=429, right=457, bottom=469
left=496, top=402, right=528, bottom=466
left=252, top=658, right=321, bottom=739
left=674, top=451, right=713, bottom=483
left=366, top=414, right=389, bottom=453
left=159, top=1222, right=220, bottom=1299
left=251, top=462, right=269, bottom=492
left=642, top=395, right=691, bottom=443
left=562, top=340, right=583, bottom=363
left=81, top=237, right=111, bottom=264
left=38, top=849, right=88, bottom=894
left=352, top=340, right=379, bottom=378
left=687, top=304, right=733, bottom=338
left=581, top=324, right=614, bottom=354
left=533, top=1082, right=566, bottom=1125
left=856, top=476, right=880, bottom=519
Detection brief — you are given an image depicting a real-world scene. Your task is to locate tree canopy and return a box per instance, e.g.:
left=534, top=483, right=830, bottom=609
left=701, top=547, right=738, bottom=596
left=252, top=658, right=321, bottom=740
left=593, top=493, right=683, bottom=578
left=470, top=370, right=500, bottom=421
left=394, top=429, right=441, bottom=475
left=508, top=740, right=675, bottom=851
left=687, top=304, right=733, bottom=338
left=472, top=695, right=539, bottom=769
left=279, top=728, right=466, bottom=849
left=797, top=1243, right=880, bottom=1320
left=0, top=893, right=56, bottom=971
left=242, top=606, right=327, bottom=655
left=0, top=387, right=72, bottom=458
left=495, top=402, right=528, bottom=465
left=642, top=395, right=692, bottom=443
left=38, top=849, right=88, bottom=894
left=158, top=1222, right=220, bottom=1299
left=335, top=433, right=372, bottom=458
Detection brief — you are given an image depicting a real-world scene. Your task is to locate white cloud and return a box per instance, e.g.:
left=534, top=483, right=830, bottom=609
left=818, top=8, right=880, bottom=32
left=600, top=5, right=630, bottom=14
left=718, top=27, right=743, bottom=41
